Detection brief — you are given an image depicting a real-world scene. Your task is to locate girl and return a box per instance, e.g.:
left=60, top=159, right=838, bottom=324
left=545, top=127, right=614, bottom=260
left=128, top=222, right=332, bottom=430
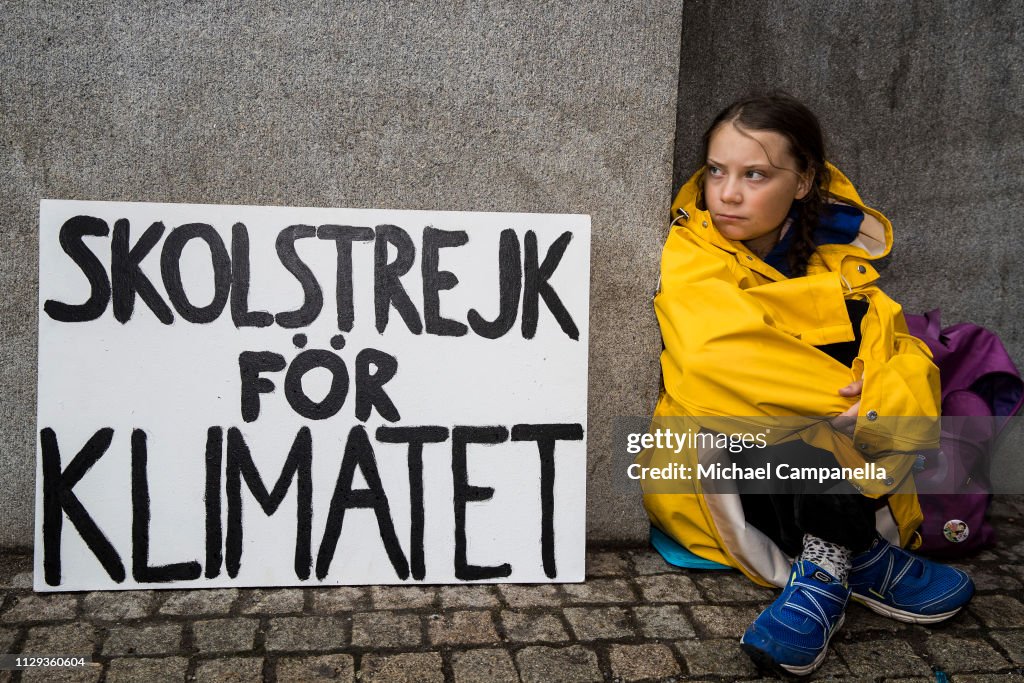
left=641, top=93, right=974, bottom=676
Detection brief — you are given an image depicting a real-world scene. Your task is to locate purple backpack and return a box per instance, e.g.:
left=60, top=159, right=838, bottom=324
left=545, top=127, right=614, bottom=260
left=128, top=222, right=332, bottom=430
left=905, top=309, right=1024, bottom=557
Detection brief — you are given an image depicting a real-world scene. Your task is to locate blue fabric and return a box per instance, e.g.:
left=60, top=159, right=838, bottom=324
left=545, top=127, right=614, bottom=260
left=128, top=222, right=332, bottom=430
left=650, top=525, right=730, bottom=570
left=849, top=534, right=974, bottom=622
left=741, top=558, right=851, bottom=674
left=765, top=203, right=865, bottom=276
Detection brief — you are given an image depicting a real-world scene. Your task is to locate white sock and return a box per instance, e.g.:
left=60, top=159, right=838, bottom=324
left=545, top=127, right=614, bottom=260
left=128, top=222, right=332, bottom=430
left=800, top=533, right=853, bottom=583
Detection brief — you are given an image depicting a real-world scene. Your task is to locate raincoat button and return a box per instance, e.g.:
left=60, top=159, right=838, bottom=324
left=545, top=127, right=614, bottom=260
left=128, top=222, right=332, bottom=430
left=866, top=410, right=878, bottom=421
left=746, top=255, right=753, bottom=261
left=857, top=265, right=867, bottom=274
left=884, top=476, right=895, bottom=486
left=702, top=221, right=708, bottom=228
left=913, top=453, right=927, bottom=472
left=858, top=442, right=868, bottom=450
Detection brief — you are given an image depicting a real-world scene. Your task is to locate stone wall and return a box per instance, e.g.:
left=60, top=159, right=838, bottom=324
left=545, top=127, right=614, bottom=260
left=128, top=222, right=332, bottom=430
left=673, top=0, right=1024, bottom=362
left=3, top=1, right=1021, bottom=550
left=0, top=2, right=681, bottom=548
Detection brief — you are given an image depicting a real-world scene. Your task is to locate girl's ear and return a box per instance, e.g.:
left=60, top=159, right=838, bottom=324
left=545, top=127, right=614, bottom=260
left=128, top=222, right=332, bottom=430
left=795, top=171, right=814, bottom=200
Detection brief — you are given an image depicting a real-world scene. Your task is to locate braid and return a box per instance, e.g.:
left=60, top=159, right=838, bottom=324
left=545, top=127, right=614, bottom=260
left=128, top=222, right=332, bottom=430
left=785, top=163, right=831, bottom=277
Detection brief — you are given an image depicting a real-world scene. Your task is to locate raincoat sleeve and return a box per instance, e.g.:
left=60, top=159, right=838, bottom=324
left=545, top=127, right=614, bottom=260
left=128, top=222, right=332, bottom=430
left=655, top=225, right=940, bottom=454
left=655, top=227, right=857, bottom=418
left=851, top=317, right=941, bottom=452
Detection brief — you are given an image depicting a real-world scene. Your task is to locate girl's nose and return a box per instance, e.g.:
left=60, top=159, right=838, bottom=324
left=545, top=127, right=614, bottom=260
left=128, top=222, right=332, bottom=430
left=721, top=176, right=742, bottom=204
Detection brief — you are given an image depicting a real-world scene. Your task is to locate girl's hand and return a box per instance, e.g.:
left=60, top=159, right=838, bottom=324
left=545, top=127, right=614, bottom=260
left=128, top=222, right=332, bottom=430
left=831, top=378, right=863, bottom=436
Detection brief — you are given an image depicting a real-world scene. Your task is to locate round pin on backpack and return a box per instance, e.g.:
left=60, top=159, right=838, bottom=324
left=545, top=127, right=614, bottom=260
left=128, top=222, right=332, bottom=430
left=942, top=519, right=970, bottom=543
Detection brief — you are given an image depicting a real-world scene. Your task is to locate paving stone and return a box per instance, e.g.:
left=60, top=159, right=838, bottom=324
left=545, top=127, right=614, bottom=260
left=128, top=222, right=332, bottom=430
left=585, top=550, right=629, bottom=577
left=312, top=587, right=371, bottom=612
left=239, top=588, right=305, bottom=614
left=498, top=584, right=562, bottom=607
left=451, top=648, right=519, bottom=683
left=951, top=676, right=1024, bottom=683
left=1, top=594, right=78, bottom=623
left=158, top=588, right=238, bottom=616
left=836, top=639, right=932, bottom=678
left=22, top=623, right=96, bottom=655
left=193, top=618, right=260, bottom=653
left=21, top=668, right=101, bottom=683
left=563, top=606, right=634, bottom=640
left=971, top=595, right=1024, bottom=628
left=105, top=656, right=188, bottom=682
left=628, top=549, right=677, bottom=575
left=515, top=645, right=603, bottom=683
left=276, top=653, right=355, bottom=681
left=561, top=579, right=636, bottom=604
left=841, top=603, right=910, bottom=633
left=995, top=540, right=1024, bottom=561
left=634, top=574, right=702, bottom=603
left=631, top=604, right=696, bottom=639
left=988, top=497, right=1022, bottom=519
left=351, top=612, right=421, bottom=648
left=940, top=609, right=984, bottom=635
left=925, top=634, right=1012, bottom=673
left=803, top=646, right=851, bottom=680
left=370, top=586, right=437, bottom=610
left=695, top=573, right=771, bottom=602
left=359, top=652, right=444, bottom=683
left=438, top=585, right=499, bottom=609
left=103, top=623, right=182, bottom=655
left=81, top=591, right=152, bottom=620
left=195, top=657, right=264, bottom=683
left=998, top=526, right=1024, bottom=547
left=427, top=610, right=498, bottom=645
left=686, top=605, right=761, bottom=638
left=266, top=616, right=348, bottom=651
left=964, top=570, right=1023, bottom=592
left=500, top=610, right=569, bottom=642
left=0, top=627, right=17, bottom=652
left=990, top=630, right=1024, bottom=664
left=609, top=643, right=680, bottom=681
left=675, top=638, right=759, bottom=677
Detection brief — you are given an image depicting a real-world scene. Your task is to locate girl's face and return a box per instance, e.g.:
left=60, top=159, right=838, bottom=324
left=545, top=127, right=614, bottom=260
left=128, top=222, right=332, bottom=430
left=704, top=123, right=812, bottom=254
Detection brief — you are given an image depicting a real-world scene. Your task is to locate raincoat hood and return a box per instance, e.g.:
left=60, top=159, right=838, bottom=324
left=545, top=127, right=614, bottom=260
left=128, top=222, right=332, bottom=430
left=669, top=162, right=891, bottom=278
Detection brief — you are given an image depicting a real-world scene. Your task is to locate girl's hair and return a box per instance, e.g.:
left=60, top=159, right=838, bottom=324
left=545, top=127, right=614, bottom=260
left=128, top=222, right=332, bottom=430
left=696, top=91, right=831, bottom=277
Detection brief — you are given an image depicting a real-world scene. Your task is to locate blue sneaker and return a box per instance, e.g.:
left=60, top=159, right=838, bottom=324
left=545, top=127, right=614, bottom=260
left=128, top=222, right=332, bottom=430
left=740, top=559, right=849, bottom=676
left=849, top=535, right=974, bottom=624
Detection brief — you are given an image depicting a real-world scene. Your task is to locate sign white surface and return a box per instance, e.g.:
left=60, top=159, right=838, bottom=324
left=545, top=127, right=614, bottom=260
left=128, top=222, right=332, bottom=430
left=35, top=200, right=589, bottom=591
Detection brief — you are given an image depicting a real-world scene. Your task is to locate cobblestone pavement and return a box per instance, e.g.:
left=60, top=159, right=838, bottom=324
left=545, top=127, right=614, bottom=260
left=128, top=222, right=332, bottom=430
left=2, top=497, right=1024, bottom=682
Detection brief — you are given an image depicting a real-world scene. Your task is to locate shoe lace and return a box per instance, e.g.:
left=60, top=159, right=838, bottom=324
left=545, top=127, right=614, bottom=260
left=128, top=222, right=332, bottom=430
left=871, top=546, right=921, bottom=596
left=784, top=579, right=845, bottom=630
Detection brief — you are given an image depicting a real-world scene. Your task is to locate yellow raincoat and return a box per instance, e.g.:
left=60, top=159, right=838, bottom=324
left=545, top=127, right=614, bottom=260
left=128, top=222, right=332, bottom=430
left=640, top=164, right=940, bottom=587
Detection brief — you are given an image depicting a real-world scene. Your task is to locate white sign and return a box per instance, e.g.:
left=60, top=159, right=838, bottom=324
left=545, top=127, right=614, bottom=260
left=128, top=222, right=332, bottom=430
left=35, top=200, right=589, bottom=591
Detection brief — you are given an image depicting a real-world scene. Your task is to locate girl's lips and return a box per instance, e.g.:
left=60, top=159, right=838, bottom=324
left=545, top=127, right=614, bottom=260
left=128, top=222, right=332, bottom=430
left=715, top=214, right=746, bottom=221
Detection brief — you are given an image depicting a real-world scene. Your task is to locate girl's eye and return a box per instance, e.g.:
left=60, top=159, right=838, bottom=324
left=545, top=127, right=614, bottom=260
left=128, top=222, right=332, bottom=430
left=745, top=170, right=766, bottom=180
left=707, top=165, right=723, bottom=177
